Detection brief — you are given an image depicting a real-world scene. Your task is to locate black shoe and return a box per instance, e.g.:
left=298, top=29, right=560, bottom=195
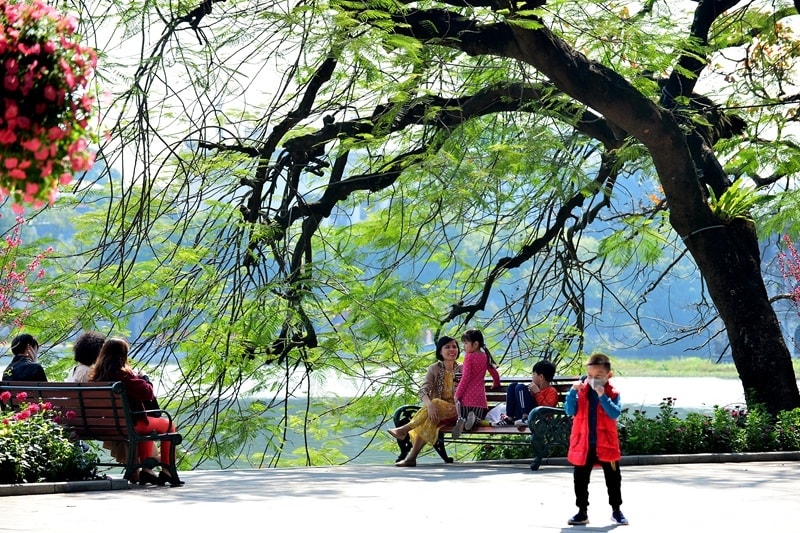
left=158, top=470, right=185, bottom=487
left=568, top=511, right=589, bottom=525
left=138, top=470, right=160, bottom=485
left=611, top=510, right=628, bottom=525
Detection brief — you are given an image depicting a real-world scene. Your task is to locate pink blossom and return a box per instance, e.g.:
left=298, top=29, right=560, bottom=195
left=41, top=401, right=52, bottom=410
left=15, top=392, right=27, bottom=401
left=28, top=402, right=39, bottom=413
left=1, top=419, right=8, bottom=425
left=0, top=129, right=17, bottom=144
left=15, top=410, right=30, bottom=421
left=65, top=410, right=76, bottom=419
left=58, top=173, right=72, bottom=185
left=18, top=42, right=40, bottom=56
left=47, top=126, right=66, bottom=141
left=4, top=57, right=18, bottom=74
left=4, top=101, right=18, bottom=119
left=3, top=74, right=18, bottom=92
left=20, top=138, right=41, bottom=152
left=0, top=391, right=10, bottom=402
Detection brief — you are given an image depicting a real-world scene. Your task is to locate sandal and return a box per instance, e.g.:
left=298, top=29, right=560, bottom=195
left=492, top=416, right=514, bottom=427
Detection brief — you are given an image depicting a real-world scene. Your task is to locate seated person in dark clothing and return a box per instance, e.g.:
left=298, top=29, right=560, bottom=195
left=3, top=333, right=47, bottom=381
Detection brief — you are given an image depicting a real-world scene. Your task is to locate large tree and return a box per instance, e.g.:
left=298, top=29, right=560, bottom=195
left=27, top=0, right=800, bottom=465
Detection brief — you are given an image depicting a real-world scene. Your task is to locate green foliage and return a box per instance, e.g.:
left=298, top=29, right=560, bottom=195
left=0, top=393, right=99, bottom=484
left=620, top=399, right=799, bottom=456
left=706, top=179, right=772, bottom=224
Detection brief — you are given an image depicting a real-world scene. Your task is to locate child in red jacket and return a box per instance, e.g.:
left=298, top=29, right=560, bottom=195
left=564, top=353, right=627, bottom=526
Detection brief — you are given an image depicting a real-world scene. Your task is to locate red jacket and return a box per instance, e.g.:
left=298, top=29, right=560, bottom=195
left=566, top=382, right=621, bottom=466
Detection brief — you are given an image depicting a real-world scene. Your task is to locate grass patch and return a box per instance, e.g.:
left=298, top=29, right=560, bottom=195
left=612, top=357, right=800, bottom=378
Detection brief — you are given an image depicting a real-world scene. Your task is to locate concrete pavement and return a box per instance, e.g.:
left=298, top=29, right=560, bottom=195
left=1, top=458, right=799, bottom=532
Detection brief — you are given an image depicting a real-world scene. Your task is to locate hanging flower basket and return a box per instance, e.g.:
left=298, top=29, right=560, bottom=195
left=0, top=0, right=97, bottom=208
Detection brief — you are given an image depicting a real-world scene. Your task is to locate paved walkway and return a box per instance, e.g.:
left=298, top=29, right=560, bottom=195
left=2, top=458, right=799, bottom=532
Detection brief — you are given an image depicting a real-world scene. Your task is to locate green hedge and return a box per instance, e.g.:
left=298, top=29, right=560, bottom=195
left=474, top=398, right=800, bottom=461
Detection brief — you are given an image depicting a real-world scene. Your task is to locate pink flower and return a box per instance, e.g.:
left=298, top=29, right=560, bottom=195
left=28, top=402, right=39, bottom=413
left=65, top=410, right=76, bottom=419
left=15, top=391, right=27, bottom=401
left=0, top=129, right=17, bottom=144
left=20, top=138, right=41, bottom=152
left=0, top=391, right=10, bottom=402
left=3, top=74, right=19, bottom=92
left=1, top=419, right=8, bottom=425
left=15, top=410, right=30, bottom=421
left=4, top=57, right=18, bottom=74
left=41, top=401, right=52, bottom=410
left=4, top=101, right=19, bottom=120
left=43, top=85, right=57, bottom=101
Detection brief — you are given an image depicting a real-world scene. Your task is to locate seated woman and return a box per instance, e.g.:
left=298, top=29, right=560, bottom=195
left=3, top=333, right=47, bottom=381
left=65, top=331, right=105, bottom=383
left=387, top=335, right=461, bottom=467
left=89, top=337, right=181, bottom=486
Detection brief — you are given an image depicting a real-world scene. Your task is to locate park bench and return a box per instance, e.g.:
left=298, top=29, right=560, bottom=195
left=391, top=375, right=577, bottom=470
left=0, top=381, right=183, bottom=484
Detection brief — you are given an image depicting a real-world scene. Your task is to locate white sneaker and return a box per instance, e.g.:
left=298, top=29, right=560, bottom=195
left=514, top=418, right=527, bottom=427
left=451, top=417, right=465, bottom=438
left=464, top=411, right=476, bottom=431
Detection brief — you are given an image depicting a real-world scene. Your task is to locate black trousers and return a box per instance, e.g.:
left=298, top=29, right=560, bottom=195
left=573, top=447, right=622, bottom=511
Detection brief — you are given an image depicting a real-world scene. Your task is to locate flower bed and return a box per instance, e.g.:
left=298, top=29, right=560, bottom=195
left=474, top=398, right=800, bottom=461
left=0, top=391, right=100, bottom=484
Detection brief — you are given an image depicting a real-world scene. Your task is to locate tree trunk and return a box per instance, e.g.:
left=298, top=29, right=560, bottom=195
left=393, top=7, right=800, bottom=414
left=683, top=219, right=800, bottom=414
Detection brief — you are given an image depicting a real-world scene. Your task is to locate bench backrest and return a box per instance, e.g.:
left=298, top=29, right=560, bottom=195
left=0, top=381, right=133, bottom=441
left=485, top=375, right=577, bottom=406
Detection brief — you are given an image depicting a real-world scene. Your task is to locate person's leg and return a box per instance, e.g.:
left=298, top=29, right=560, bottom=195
left=396, top=435, right=425, bottom=466
left=135, top=417, right=176, bottom=470
left=515, top=384, right=535, bottom=420
left=570, top=447, right=597, bottom=524
left=601, top=460, right=623, bottom=510
left=389, top=405, right=428, bottom=440
left=505, top=384, right=520, bottom=419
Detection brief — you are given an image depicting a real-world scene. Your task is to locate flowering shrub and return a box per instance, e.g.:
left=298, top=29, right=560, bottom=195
left=0, top=390, right=98, bottom=483
left=619, top=398, right=792, bottom=455
left=0, top=0, right=97, bottom=208
left=778, top=234, right=800, bottom=312
left=474, top=397, right=800, bottom=460
left=0, top=214, right=52, bottom=328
